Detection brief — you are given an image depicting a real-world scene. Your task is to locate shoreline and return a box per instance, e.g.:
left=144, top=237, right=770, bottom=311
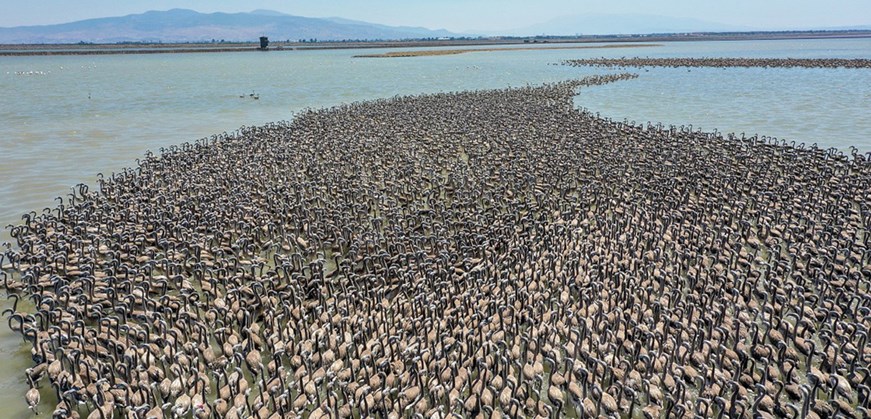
left=2, top=30, right=870, bottom=56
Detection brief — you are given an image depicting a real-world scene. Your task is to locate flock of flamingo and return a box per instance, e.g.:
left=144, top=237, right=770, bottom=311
left=563, top=57, right=871, bottom=70
left=1, top=72, right=869, bottom=418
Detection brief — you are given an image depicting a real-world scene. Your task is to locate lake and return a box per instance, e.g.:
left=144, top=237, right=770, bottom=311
left=0, top=37, right=870, bottom=417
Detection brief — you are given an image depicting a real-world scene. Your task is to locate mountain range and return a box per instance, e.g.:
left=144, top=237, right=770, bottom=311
left=0, top=9, right=461, bottom=44
left=0, top=9, right=867, bottom=44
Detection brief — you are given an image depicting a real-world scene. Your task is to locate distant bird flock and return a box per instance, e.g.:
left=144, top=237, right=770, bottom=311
left=2, top=73, right=869, bottom=418
left=564, top=57, right=871, bottom=69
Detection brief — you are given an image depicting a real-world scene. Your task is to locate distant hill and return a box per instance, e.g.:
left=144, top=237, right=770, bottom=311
left=0, top=9, right=462, bottom=44
left=504, top=13, right=756, bottom=36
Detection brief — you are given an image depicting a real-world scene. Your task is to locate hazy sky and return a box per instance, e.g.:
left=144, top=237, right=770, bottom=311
left=2, top=0, right=869, bottom=32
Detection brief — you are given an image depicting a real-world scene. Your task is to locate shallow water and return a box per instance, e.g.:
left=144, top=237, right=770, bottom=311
left=0, top=37, right=870, bottom=416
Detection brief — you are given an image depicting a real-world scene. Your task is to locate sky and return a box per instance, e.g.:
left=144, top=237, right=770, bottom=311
left=1, top=0, right=869, bottom=32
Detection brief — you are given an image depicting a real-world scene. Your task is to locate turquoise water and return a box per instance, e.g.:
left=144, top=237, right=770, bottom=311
left=0, top=37, right=870, bottom=416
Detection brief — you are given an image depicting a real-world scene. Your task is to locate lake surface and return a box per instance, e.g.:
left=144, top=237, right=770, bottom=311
left=0, top=37, right=870, bottom=416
